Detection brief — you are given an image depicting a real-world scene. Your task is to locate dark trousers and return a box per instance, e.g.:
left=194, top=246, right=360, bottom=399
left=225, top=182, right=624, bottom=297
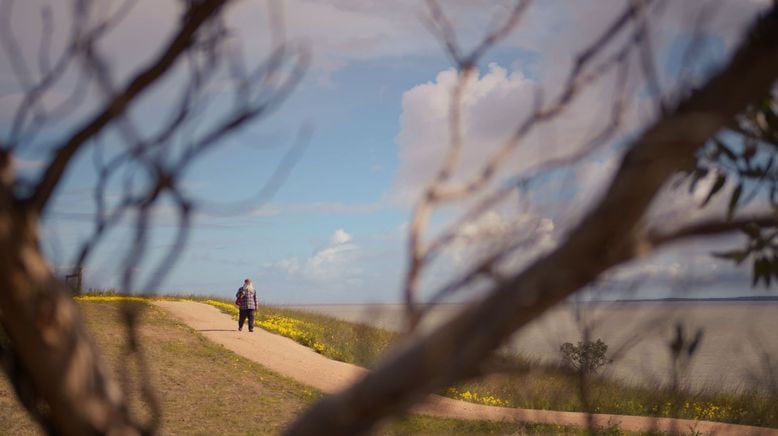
left=238, top=309, right=255, bottom=331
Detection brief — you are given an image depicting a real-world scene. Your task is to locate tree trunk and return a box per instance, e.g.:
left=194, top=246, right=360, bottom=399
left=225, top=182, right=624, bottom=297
left=0, top=199, right=137, bottom=435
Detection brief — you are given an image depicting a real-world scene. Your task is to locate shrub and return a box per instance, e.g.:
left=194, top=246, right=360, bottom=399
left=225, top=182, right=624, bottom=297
left=560, top=338, right=611, bottom=373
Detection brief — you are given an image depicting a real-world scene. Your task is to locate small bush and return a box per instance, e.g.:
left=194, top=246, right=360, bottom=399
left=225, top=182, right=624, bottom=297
left=560, top=338, right=611, bottom=373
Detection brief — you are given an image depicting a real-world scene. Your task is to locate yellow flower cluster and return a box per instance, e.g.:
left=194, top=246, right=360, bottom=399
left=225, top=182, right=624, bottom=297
left=446, top=387, right=510, bottom=407
left=257, top=315, right=328, bottom=355
left=681, top=401, right=738, bottom=421
left=75, top=295, right=148, bottom=303
left=203, top=299, right=239, bottom=316
left=202, top=301, right=328, bottom=354
left=648, top=400, right=740, bottom=422
left=610, top=399, right=645, bottom=415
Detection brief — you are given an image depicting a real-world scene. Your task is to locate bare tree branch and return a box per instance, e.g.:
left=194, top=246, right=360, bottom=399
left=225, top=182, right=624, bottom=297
left=405, top=0, right=534, bottom=325
left=28, top=0, right=229, bottom=214
left=404, top=0, right=655, bottom=327
left=646, top=213, right=778, bottom=246
left=285, top=5, right=778, bottom=434
left=0, top=1, right=311, bottom=433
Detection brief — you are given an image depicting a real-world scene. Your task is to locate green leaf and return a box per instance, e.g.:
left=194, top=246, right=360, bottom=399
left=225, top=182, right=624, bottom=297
left=700, top=173, right=726, bottom=207
left=713, top=138, right=737, bottom=162
left=761, top=105, right=778, bottom=132
left=741, top=223, right=762, bottom=239
left=756, top=257, right=772, bottom=288
left=727, top=183, right=743, bottom=220
left=771, top=254, right=778, bottom=282
left=765, top=259, right=773, bottom=288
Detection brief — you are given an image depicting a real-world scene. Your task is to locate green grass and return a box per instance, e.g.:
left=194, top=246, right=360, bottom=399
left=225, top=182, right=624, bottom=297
left=198, top=297, right=778, bottom=429
left=199, top=297, right=397, bottom=367
left=0, top=298, right=580, bottom=435
left=449, top=355, right=777, bottom=427
left=377, top=415, right=602, bottom=435
left=2, top=300, right=319, bottom=435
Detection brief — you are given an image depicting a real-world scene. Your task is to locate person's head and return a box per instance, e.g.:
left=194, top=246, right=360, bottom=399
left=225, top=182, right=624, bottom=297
left=243, top=278, right=254, bottom=291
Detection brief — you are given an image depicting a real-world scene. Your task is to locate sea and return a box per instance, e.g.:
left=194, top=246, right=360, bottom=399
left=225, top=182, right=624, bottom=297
left=280, top=301, right=778, bottom=393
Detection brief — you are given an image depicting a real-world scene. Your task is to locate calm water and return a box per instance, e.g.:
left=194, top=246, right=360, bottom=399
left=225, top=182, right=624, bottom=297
left=281, top=302, right=778, bottom=393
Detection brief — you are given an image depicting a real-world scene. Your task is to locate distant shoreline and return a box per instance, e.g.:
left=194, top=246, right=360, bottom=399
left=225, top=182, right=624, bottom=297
left=596, top=295, right=778, bottom=303
left=275, top=295, right=778, bottom=306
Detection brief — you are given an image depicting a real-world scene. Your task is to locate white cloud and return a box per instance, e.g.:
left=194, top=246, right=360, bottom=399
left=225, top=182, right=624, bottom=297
left=388, top=0, right=771, bottom=302
left=448, top=210, right=555, bottom=260
left=413, top=197, right=558, bottom=297
left=391, top=0, right=771, bottom=227
left=391, top=59, right=647, bottom=215
left=393, top=63, right=537, bottom=205
left=265, top=228, right=362, bottom=289
left=331, top=228, right=352, bottom=244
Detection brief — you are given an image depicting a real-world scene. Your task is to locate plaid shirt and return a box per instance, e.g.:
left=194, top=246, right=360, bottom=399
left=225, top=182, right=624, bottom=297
left=236, top=286, right=258, bottom=310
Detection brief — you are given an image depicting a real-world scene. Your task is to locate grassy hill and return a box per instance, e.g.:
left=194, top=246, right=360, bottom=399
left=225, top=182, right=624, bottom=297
left=0, top=300, right=574, bottom=435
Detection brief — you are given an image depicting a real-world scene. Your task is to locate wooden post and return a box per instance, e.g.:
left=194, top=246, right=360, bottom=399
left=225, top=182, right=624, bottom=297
left=65, top=267, right=83, bottom=294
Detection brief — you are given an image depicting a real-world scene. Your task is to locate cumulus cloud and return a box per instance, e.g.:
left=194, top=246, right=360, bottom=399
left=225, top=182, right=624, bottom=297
left=392, top=60, right=649, bottom=214
left=447, top=209, right=555, bottom=264
left=331, top=228, right=352, bottom=244
left=393, top=63, right=536, bottom=204
left=264, top=228, right=362, bottom=290
left=391, top=0, right=770, bottom=208
left=389, top=0, right=771, bottom=301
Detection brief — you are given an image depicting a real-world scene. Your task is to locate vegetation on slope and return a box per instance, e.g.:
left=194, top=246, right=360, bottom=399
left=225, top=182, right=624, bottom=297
left=201, top=298, right=777, bottom=428
left=1, top=298, right=579, bottom=435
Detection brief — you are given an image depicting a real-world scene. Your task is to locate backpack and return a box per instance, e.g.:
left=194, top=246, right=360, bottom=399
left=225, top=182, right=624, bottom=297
left=235, top=289, right=244, bottom=306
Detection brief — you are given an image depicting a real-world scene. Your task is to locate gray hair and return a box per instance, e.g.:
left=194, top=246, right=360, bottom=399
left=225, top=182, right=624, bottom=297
left=243, top=278, right=254, bottom=292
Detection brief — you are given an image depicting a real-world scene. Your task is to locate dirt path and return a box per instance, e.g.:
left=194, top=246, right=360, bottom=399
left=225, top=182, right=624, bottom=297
left=154, top=301, right=776, bottom=435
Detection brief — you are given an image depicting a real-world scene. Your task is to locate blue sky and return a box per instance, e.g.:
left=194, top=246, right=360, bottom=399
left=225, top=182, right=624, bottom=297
left=2, top=0, right=774, bottom=303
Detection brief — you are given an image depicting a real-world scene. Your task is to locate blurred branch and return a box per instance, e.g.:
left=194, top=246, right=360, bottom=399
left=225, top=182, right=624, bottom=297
left=634, top=0, right=665, bottom=111
left=29, top=0, right=229, bottom=214
left=68, top=2, right=309, bottom=293
left=646, top=213, right=778, bottom=247
left=425, top=0, right=530, bottom=69
left=195, top=123, right=312, bottom=216
left=286, top=4, right=778, bottom=434
left=5, top=0, right=138, bottom=148
left=406, top=0, right=533, bottom=325
left=0, top=0, right=311, bottom=434
left=405, top=0, right=652, bottom=326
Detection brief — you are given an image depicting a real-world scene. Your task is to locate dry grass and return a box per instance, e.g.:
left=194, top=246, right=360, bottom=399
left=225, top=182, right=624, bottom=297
left=1, top=298, right=572, bottom=435
left=1, top=300, right=318, bottom=435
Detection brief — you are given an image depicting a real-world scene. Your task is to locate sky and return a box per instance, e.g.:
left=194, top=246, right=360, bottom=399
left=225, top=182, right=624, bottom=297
left=2, top=0, right=776, bottom=303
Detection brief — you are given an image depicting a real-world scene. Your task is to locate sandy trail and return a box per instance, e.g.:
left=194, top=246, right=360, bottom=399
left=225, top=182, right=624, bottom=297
left=154, top=301, right=776, bottom=435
